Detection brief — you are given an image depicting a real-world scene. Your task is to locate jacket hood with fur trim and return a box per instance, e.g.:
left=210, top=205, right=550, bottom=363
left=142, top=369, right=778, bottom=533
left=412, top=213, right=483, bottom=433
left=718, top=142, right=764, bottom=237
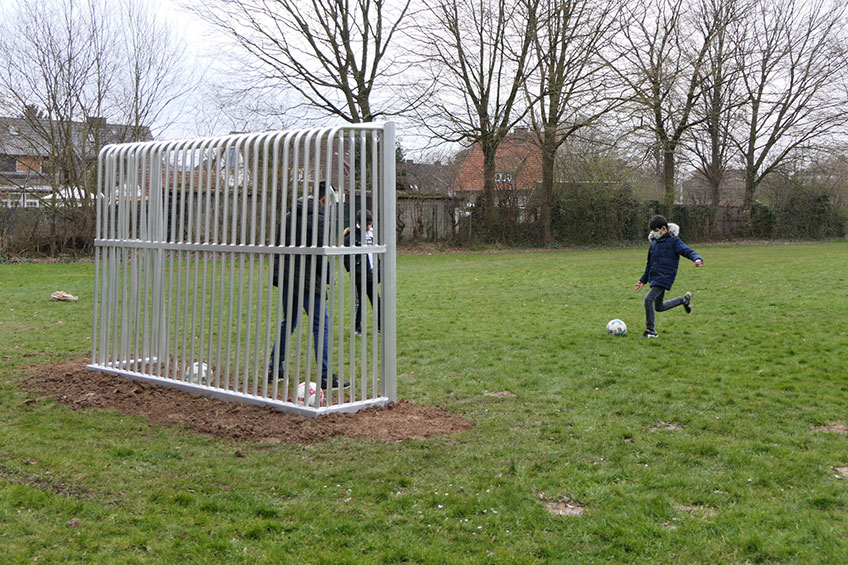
left=648, top=222, right=679, bottom=242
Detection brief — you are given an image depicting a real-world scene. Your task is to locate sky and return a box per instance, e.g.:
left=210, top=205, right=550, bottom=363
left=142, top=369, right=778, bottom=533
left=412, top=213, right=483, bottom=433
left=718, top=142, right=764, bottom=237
left=0, top=0, right=440, bottom=160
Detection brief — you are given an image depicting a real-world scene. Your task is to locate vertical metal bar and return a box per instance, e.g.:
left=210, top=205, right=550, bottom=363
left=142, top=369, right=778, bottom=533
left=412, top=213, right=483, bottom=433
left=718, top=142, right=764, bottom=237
left=319, top=127, right=342, bottom=405
left=139, top=143, right=153, bottom=374
left=229, top=136, right=246, bottom=393
left=203, top=139, right=220, bottom=388
left=382, top=122, right=398, bottom=402
left=165, top=141, right=188, bottom=381
left=370, top=129, right=380, bottom=399
left=248, top=132, right=274, bottom=395
left=129, top=145, right=143, bottom=372
left=116, top=144, right=129, bottom=370
left=155, top=142, right=178, bottom=379
left=188, top=138, right=211, bottom=384
left=265, top=132, right=288, bottom=398
left=181, top=139, right=198, bottom=382
left=277, top=131, right=300, bottom=403
left=347, top=129, right=357, bottom=399
left=92, top=148, right=105, bottom=364
left=280, top=131, right=298, bottom=402
left=300, top=130, right=316, bottom=397
left=358, top=130, right=368, bottom=397
left=245, top=134, right=260, bottom=394
left=97, top=146, right=113, bottom=366
left=215, top=138, right=233, bottom=390
left=108, top=147, right=120, bottom=368
left=334, top=130, right=347, bottom=403
left=289, top=132, right=306, bottom=394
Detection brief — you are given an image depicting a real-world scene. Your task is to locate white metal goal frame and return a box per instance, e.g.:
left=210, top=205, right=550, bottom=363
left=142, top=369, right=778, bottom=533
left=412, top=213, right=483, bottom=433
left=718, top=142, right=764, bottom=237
left=89, top=123, right=397, bottom=417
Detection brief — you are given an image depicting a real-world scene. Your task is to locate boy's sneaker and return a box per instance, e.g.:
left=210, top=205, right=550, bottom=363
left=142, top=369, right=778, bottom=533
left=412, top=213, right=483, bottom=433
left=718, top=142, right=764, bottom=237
left=321, top=374, right=351, bottom=389
left=683, top=292, right=692, bottom=314
left=642, top=329, right=658, bottom=338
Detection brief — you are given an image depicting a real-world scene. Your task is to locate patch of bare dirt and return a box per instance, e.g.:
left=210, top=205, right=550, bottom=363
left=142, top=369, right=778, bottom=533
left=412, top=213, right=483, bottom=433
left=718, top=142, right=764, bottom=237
left=21, top=361, right=474, bottom=444
left=649, top=422, right=684, bottom=432
left=484, top=390, right=516, bottom=398
left=537, top=492, right=585, bottom=516
left=815, top=423, right=848, bottom=434
left=673, top=503, right=718, bottom=518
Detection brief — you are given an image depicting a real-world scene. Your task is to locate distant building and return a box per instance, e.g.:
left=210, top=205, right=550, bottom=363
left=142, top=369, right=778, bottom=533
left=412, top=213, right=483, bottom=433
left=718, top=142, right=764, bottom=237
left=0, top=115, right=152, bottom=207
left=682, top=169, right=746, bottom=207
left=452, top=127, right=543, bottom=194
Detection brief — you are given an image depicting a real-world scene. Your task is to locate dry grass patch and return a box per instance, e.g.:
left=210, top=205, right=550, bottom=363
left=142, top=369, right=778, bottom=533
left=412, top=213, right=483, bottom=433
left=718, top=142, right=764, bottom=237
left=673, top=504, right=718, bottom=518
left=815, top=422, right=848, bottom=434
left=649, top=422, right=684, bottom=432
left=538, top=492, right=585, bottom=516
left=484, top=390, right=517, bottom=398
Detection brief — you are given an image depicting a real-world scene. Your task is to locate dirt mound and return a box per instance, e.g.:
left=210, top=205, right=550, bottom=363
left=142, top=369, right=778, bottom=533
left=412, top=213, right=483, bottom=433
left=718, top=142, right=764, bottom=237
left=21, top=361, right=474, bottom=444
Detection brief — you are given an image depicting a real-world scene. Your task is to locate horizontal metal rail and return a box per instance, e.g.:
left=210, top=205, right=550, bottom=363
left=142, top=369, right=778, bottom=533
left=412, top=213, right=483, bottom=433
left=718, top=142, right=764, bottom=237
left=93, top=239, right=387, bottom=255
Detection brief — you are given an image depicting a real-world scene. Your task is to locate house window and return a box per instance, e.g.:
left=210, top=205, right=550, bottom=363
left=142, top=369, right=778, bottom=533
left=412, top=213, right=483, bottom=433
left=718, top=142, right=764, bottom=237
left=8, top=126, right=20, bottom=136
left=0, top=154, right=16, bottom=172
left=494, top=172, right=513, bottom=184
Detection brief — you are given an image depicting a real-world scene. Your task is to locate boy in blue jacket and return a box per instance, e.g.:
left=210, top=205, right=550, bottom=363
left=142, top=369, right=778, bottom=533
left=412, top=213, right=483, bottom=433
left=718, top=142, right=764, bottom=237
left=635, top=215, right=703, bottom=338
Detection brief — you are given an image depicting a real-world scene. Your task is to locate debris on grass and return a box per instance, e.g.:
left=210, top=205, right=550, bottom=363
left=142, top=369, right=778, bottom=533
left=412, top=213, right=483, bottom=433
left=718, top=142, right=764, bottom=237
left=538, top=492, right=585, bottom=516
left=484, top=391, right=516, bottom=398
left=673, top=503, right=718, bottom=518
left=815, top=423, right=848, bottom=434
left=649, top=422, right=684, bottom=432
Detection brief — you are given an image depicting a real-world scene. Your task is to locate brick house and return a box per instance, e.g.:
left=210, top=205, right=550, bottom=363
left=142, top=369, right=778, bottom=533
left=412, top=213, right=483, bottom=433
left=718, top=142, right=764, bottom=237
left=0, top=115, right=152, bottom=207
left=452, top=127, right=543, bottom=196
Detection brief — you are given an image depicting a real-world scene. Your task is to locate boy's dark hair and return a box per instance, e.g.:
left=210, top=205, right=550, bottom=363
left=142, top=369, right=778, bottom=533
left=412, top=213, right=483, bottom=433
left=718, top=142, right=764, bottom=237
left=649, top=215, right=668, bottom=230
left=316, top=180, right=331, bottom=200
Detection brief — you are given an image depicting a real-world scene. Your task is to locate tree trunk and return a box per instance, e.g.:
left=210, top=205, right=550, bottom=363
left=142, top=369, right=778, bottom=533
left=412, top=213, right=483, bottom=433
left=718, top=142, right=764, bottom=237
left=481, top=139, right=498, bottom=238
left=539, top=133, right=557, bottom=247
left=663, top=149, right=676, bottom=210
left=743, top=161, right=756, bottom=215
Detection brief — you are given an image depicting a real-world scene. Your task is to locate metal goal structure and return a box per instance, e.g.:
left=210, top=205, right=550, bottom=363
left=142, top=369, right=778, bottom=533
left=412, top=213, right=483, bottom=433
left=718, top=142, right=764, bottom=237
left=89, top=123, right=397, bottom=417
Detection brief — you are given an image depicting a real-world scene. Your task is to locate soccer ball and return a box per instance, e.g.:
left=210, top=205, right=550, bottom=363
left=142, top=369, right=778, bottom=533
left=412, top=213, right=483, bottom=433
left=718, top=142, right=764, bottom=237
left=185, top=362, right=211, bottom=384
left=296, top=381, right=324, bottom=406
left=606, top=319, right=627, bottom=336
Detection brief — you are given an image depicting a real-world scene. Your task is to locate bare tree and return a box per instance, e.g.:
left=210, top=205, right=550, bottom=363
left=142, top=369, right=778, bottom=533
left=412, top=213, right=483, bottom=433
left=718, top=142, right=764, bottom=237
left=686, top=0, right=748, bottom=237
left=0, top=0, right=191, bottom=253
left=116, top=0, right=194, bottom=140
left=411, top=0, right=541, bottom=238
left=528, top=0, right=623, bottom=246
left=730, top=0, right=848, bottom=213
left=609, top=0, right=722, bottom=209
left=193, top=0, right=412, bottom=124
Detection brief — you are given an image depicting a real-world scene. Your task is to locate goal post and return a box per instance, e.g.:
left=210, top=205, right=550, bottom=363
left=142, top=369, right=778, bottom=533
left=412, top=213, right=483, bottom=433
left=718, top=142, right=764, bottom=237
left=89, top=123, right=397, bottom=417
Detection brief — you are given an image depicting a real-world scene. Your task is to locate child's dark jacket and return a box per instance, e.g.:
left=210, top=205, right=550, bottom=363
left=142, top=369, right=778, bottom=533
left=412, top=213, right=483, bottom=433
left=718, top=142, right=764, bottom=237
left=639, top=223, right=702, bottom=290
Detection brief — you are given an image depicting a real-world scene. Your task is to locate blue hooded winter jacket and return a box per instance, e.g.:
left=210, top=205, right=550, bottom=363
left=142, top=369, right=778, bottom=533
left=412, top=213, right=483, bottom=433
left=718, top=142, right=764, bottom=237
left=639, top=223, right=702, bottom=290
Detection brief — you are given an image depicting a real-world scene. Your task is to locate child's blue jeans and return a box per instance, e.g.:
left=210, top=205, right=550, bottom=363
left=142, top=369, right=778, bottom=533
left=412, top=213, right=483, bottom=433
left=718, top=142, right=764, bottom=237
left=644, top=286, right=685, bottom=331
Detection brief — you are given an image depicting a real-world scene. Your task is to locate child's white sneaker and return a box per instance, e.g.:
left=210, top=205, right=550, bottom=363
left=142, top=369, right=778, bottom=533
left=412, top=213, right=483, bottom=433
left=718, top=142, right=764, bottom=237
left=683, top=292, right=692, bottom=314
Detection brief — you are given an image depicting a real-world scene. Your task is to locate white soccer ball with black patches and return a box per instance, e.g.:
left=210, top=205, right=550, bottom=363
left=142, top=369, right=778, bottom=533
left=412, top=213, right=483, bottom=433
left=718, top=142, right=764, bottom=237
left=606, top=319, right=627, bottom=336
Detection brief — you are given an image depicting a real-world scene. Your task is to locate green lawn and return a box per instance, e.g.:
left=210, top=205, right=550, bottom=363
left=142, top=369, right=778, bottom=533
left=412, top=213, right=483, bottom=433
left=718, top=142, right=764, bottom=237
left=1, top=242, right=847, bottom=563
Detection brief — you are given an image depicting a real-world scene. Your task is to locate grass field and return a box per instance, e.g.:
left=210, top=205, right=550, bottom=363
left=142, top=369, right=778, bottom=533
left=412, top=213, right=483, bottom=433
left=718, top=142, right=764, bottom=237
left=1, top=241, right=847, bottom=563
